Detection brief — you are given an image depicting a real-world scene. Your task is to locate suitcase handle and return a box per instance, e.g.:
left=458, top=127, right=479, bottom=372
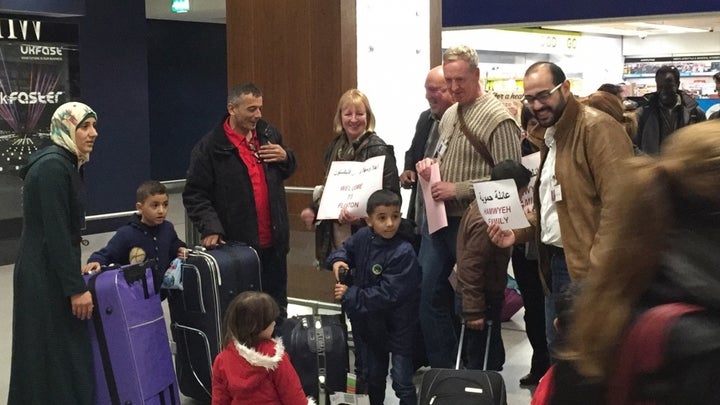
left=455, top=320, right=493, bottom=370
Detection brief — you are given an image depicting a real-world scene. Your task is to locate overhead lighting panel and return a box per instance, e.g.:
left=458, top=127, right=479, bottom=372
left=171, top=0, right=190, bottom=14
left=626, top=22, right=708, bottom=34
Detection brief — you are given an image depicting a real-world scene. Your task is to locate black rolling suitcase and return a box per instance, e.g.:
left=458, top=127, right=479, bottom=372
left=281, top=303, right=350, bottom=405
left=166, top=242, right=262, bottom=402
left=419, top=320, right=507, bottom=405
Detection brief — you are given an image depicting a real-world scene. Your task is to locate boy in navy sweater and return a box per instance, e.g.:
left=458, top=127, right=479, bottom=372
left=328, top=189, right=421, bottom=405
left=82, top=180, right=186, bottom=291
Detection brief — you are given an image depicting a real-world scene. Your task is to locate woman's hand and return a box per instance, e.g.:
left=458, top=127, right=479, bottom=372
left=300, top=208, right=316, bottom=230
left=81, top=262, right=100, bottom=275
left=71, top=291, right=94, bottom=320
left=338, top=208, right=360, bottom=226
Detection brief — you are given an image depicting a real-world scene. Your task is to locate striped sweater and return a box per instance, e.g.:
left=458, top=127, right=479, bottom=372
left=438, top=92, right=521, bottom=217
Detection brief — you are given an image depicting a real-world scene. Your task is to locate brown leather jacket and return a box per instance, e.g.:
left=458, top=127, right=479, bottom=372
left=456, top=200, right=512, bottom=321
left=515, top=95, right=633, bottom=290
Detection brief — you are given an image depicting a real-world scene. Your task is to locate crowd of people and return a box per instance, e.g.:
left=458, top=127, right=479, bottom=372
left=8, top=43, right=720, bottom=405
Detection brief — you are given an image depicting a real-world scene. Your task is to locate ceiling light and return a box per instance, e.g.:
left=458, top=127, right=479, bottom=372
left=171, top=0, right=190, bottom=14
left=541, top=24, right=646, bottom=37
left=626, top=22, right=708, bottom=34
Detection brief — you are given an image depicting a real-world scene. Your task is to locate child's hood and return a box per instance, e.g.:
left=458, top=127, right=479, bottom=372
left=233, top=337, right=285, bottom=376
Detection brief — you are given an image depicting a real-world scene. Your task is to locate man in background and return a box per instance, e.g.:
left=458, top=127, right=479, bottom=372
left=635, top=65, right=705, bottom=154
left=400, top=65, right=454, bottom=250
left=709, top=72, right=720, bottom=120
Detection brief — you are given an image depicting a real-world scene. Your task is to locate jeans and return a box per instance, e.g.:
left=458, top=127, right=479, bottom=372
left=366, top=347, right=416, bottom=405
left=418, top=217, right=461, bottom=368
left=544, top=247, right=570, bottom=348
left=512, top=246, right=550, bottom=376
left=258, top=247, right=288, bottom=327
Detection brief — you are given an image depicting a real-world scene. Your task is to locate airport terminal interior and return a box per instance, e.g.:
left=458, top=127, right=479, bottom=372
left=1, top=1, right=720, bottom=405
left=0, top=191, right=537, bottom=405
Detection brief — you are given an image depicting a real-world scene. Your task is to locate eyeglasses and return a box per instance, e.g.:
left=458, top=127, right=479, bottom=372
left=522, top=83, right=563, bottom=105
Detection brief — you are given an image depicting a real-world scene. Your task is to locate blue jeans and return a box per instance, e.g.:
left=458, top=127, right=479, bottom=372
left=366, top=347, right=416, bottom=405
left=544, top=247, right=570, bottom=348
left=418, top=217, right=461, bottom=368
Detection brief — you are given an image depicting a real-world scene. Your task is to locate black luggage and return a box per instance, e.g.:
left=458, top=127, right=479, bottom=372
left=281, top=309, right=350, bottom=404
left=166, top=242, right=262, bottom=402
left=419, top=320, right=507, bottom=405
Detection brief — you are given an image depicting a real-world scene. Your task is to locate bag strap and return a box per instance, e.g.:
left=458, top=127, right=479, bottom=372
left=606, top=302, right=703, bottom=405
left=314, top=315, right=328, bottom=405
left=87, top=273, right=122, bottom=405
left=457, top=105, right=495, bottom=168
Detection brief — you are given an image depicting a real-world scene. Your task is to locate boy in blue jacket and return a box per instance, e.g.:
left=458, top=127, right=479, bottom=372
left=328, top=189, right=420, bottom=405
left=82, top=180, right=187, bottom=292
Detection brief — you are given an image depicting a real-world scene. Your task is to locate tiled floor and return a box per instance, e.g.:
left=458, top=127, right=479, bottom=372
left=0, top=192, right=536, bottom=404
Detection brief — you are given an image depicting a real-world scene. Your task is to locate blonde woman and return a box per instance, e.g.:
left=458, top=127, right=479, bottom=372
left=301, top=89, right=399, bottom=265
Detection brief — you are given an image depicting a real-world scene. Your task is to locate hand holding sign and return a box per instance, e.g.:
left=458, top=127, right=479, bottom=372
left=316, top=155, right=385, bottom=220
left=473, top=179, right=530, bottom=230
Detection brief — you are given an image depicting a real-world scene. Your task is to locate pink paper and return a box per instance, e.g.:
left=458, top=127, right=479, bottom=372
left=418, top=163, right=448, bottom=234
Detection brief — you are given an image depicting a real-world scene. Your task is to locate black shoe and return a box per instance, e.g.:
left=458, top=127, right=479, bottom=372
left=519, top=372, right=542, bottom=386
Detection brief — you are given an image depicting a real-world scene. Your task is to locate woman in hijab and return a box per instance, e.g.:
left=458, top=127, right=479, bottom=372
left=8, top=102, right=99, bottom=405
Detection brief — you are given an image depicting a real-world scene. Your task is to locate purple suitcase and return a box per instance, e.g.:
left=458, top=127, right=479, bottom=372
left=85, top=262, right=179, bottom=405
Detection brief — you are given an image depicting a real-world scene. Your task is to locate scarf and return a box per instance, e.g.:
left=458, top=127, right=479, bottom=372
left=50, top=101, right=97, bottom=167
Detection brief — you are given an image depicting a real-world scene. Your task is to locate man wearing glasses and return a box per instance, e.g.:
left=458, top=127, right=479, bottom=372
left=635, top=65, right=706, bottom=154
left=489, top=62, right=633, bottom=348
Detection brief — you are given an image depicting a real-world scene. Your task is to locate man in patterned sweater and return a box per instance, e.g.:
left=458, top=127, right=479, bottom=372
left=415, top=45, right=521, bottom=368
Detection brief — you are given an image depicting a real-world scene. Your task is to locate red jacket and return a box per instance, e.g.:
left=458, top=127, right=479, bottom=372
left=212, top=338, right=315, bottom=405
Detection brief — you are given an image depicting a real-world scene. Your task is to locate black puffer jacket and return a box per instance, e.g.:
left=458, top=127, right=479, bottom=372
left=183, top=116, right=296, bottom=253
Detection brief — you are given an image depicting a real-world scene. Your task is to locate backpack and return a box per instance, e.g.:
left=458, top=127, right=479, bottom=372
left=606, top=302, right=704, bottom=404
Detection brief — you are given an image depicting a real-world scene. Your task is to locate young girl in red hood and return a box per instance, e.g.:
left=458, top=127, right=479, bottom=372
left=212, top=291, right=315, bottom=405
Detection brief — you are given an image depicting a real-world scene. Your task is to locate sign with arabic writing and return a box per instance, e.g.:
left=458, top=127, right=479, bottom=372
left=472, top=178, right=530, bottom=230
left=316, top=155, right=385, bottom=220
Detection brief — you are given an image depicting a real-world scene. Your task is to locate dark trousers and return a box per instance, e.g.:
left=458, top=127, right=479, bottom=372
left=366, top=346, right=416, bottom=405
left=512, top=245, right=550, bottom=376
left=258, top=247, right=288, bottom=326
left=463, top=298, right=505, bottom=371
left=418, top=217, right=461, bottom=368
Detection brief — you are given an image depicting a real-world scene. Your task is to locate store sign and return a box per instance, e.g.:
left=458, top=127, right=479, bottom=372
left=443, top=28, right=582, bottom=55
left=0, top=19, right=42, bottom=41
left=624, top=55, right=720, bottom=78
